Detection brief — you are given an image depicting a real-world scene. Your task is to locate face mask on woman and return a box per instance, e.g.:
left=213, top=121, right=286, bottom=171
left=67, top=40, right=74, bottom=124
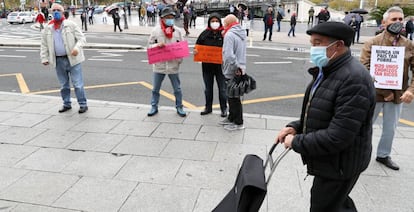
left=210, top=22, right=220, bottom=30
left=310, top=41, right=337, bottom=67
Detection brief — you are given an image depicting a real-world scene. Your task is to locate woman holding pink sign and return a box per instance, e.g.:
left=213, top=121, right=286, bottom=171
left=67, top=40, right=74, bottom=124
left=147, top=7, right=187, bottom=117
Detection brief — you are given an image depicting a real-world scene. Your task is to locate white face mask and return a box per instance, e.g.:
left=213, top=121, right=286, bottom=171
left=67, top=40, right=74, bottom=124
left=210, top=22, right=220, bottom=30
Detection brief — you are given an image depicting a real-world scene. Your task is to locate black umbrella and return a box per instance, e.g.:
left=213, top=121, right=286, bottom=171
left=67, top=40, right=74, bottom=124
left=350, top=8, right=369, bottom=14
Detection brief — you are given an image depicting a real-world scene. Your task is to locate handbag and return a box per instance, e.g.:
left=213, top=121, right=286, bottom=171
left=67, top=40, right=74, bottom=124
left=212, top=143, right=290, bottom=212
left=226, top=74, right=256, bottom=98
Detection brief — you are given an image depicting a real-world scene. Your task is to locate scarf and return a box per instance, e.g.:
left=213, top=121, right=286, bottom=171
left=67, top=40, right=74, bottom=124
left=49, top=17, right=65, bottom=30
left=160, top=19, right=174, bottom=39
left=222, top=22, right=239, bottom=37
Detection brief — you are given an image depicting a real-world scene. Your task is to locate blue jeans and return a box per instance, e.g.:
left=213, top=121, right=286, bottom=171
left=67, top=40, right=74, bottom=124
left=151, top=73, right=183, bottom=108
left=55, top=57, right=87, bottom=107
left=373, top=102, right=403, bottom=158
left=277, top=21, right=281, bottom=31
left=288, top=25, right=295, bottom=36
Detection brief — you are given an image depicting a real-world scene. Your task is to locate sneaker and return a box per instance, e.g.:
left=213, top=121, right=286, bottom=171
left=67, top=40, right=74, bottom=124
left=176, top=107, right=186, bottom=117
left=219, top=118, right=233, bottom=125
left=224, top=123, right=245, bottom=131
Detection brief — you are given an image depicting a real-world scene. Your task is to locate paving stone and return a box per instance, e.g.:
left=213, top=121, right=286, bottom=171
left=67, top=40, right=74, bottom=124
left=243, top=116, right=266, bottom=129
left=0, top=111, right=19, bottom=122
left=1, top=113, right=51, bottom=128
left=26, top=129, right=84, bottom=148
left=144, top=109, right=186, bottom=124
left=70, top=118, right=121, bottom=133
left=0, top=125, right=9, bottom=133
left=13, top=102, right=56, bottom=114
left=173, top=160, right=238, bottom=189
left=115, top=156, right=182, bottom=184
left=67, top=132, right=125, bottom=153
left=0, top=127, right=46, bottom=145
left=62, top=151, right=131, bottom=178
left=0, top=171, right=79, bottom=205
left=152, top=123, right=201, bottom=140
left=12, top=203, right=80, bottom=212
left=0, top=144, right=39, bottom=167
left=196, top=125, right=244, bottom=143
left=34, top=115, right=86, bottom=131
left=120, top=183, right=199, bottom=212
left=111, top=136, right=169, bottom=156
left=0, top=200, right=18, bottom=211
left=183, top=112, right=224, bottom=126
left=73, top=106, right=118, bottom=119
left=0, top=167, right=29, bottom=191
left=109, top=120, right=159, bottom=136
left=193, top=188, right=228, bottom=212
left=243, top=128, right=278, bottom=146
left=107, top=108, right=148, bottom=121
left=52, top=177, right=137, bottom=212
left=0, top=100, right=26, bottom=112
left=212, top=143, right=267, bottom=164
left=160, top=139, right=216, bottom=161
left=14, top=148, right=83, bottom=172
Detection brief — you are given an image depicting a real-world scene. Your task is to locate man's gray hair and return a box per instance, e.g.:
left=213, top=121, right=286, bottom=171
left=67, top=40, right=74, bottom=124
left=383, top=6, right=404, bottom=21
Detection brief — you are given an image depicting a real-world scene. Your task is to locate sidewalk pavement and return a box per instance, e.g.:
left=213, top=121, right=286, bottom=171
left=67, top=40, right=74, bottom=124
left=0, top=16, right=413, bottom=212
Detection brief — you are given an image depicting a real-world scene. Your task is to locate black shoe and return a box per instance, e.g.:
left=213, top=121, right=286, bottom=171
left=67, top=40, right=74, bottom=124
left=200, top=108, right=212, bottom=115
left=58, top=106, right=72, bottom=113
left=269, top=39, right=272, bottom=41
left=147, top=108, right=158, bottom=116
left=78, top=106, right=88, bottom=114
left=220, top=111, right=227, bottom=117
left=376, top=156, right=400, bottom=170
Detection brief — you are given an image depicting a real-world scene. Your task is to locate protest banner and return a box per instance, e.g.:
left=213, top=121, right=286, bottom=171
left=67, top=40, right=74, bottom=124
left=147, top=41, right=190, bottom=64
left=369, top=45, right=404, bottom=90
left=193, top=44, right=223, bottom=64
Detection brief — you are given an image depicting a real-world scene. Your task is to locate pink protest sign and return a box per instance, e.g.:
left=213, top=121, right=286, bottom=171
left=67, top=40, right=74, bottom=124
left=147, top=41, right=190, bottom=64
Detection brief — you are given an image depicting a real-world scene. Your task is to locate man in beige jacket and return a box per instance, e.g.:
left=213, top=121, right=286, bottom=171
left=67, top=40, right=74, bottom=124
left=360, top=6, right=414, bottom=170
left=40, top=3, right=88, bottom=114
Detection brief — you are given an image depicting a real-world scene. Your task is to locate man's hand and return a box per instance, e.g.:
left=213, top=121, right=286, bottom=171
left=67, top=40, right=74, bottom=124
left=158, top=42, right=166, bottom=48
left=235, top=68, right=245, bottom=76
left=283, top=134, right=295, bottom=149
left=276, top=127, right=296, bottom=144
left=71, top=49, right=78, bottom=56
left=384, top=92, right=394, bottom=102
left=400, top=90, right=414, bottom=103
left=42, top=61, right=49, bottom=65
left=193, top=48, right=198, bottom=55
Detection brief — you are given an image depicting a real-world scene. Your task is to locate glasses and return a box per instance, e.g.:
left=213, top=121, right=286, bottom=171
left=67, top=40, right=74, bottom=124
left=391, top=17, right=403, bottom=21
left=52, top=9, right=61, bottom=12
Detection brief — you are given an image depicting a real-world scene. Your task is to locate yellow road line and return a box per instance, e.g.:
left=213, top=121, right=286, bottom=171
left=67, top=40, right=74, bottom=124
left=0, top=73, right=30, bottom=93
left=30, top=81, right=142, bottom=95
left=399, top=118, right=414, bottom=127
left=138, top=81, right=197, bottom=109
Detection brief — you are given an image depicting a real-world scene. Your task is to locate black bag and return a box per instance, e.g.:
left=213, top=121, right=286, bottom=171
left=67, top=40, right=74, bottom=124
left=212, top=143, right=290, bottom=212
left=226, top=74, right=256, bottom=98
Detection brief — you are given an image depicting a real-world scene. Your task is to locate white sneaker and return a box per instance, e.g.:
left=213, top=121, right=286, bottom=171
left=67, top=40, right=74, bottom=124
left=219, top=118, right=233, bottom=125
left=224, top=123, right=245, bottom=131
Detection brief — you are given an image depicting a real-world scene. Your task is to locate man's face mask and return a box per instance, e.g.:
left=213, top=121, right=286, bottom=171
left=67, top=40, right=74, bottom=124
left=53, top=11, right=61, bottom=20
left=165, top=19, right=174, bottom=26
left=387, top=22, right=404, bottom=35
left=310, top=41, right=337, bottom=68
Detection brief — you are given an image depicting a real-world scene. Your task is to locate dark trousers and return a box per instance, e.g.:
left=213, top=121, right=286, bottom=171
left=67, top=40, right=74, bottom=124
left=308, top=16, right=314, bottom=25
left=202, top=67, right=227, bottom=112
left=228, top=96, right=243, bottom=125
left=114, top=20, right=122, bottom=32
left=310, top=174, right=360, bottom=212
left=263, top=24, right=273, bottom=41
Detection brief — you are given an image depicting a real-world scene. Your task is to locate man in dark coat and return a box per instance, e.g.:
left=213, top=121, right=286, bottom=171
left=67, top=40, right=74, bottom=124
left=276, top=22, right=376, bottom=212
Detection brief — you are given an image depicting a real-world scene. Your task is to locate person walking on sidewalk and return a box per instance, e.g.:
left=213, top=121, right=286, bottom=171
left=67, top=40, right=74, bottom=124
left=220, top=14, right=247, bottom=131
left=288, top=12, right=296, bottom=37
left=40, top=3, right=88, bottom=114
left=262, top=7, right=274, bottom=41
left=147, top=7, right=186, bottom=117
left=276, top=4, right=285, bottom=32
left=276, top=22, right=376, bottom=212
left=112, top=8, right=123, bottom=32
left=360, top=6, right=414, bottom=171
left=194, top=13, right=227, bottom=117
left=308, top=6, right=314, bottom=26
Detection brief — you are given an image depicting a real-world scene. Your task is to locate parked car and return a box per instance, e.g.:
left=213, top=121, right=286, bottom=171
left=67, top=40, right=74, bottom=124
left=7, top=11, right=35, bottom=24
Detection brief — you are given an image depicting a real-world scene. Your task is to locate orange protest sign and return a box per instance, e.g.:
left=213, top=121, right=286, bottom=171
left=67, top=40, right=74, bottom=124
left=194, top=44, right=223, bottom=64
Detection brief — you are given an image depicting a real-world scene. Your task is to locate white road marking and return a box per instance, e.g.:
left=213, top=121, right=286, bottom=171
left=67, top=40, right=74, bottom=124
left=254, top=61, right=292, bottom=64
left=88, top=58, right=123, bottom=62
left=0, top=55, right=26, bottom=58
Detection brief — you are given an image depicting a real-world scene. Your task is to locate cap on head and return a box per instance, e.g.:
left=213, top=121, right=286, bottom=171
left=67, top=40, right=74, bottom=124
left=306, top=21, right=354, bottom=47
left=160, top=7, right=175, bottom=18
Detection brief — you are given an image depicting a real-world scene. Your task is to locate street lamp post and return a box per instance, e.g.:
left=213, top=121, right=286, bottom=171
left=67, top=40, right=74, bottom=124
left=123, top=0, right=128, bottom=29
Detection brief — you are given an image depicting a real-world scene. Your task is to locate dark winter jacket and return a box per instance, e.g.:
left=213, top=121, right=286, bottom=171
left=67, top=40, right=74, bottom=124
left=195, top=13, right=223, bottom=70
left=287, top=50, right=376, bottom=180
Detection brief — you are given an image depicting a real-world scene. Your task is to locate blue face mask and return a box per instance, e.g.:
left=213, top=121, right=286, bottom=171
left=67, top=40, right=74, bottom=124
left=53, top=11, right=61, bottom=20
left=165, top=19, right=174, bottom=26
left=310, top=41, right=337, bottom=67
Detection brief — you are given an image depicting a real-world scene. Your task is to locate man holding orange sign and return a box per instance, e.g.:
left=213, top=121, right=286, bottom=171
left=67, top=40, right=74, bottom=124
left=194, top=13, right=227, bottom=117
